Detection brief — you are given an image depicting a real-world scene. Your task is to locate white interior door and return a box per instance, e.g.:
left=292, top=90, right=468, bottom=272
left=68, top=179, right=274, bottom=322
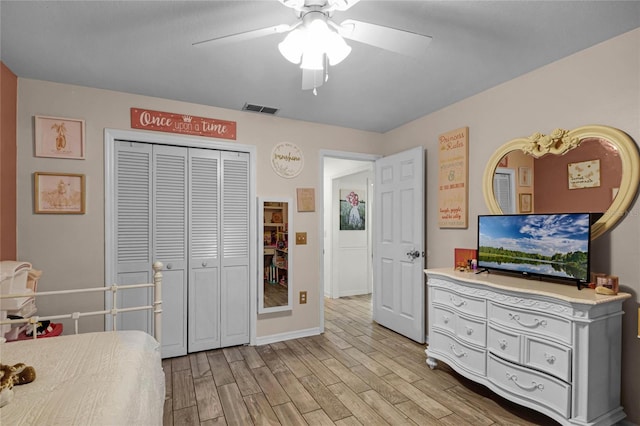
left=373, top=146, right=425, bottom=343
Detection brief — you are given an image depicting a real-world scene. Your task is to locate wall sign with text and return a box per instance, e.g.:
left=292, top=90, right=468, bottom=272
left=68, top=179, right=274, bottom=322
left=438, top=127, right=469, bottom=228
left=130, top=108, right=236, bottom=140
left=271, top=142, right=304, bottom=178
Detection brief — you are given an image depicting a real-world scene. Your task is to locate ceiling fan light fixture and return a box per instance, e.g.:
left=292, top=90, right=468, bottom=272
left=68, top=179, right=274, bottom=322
left=325, top=31, right=351, bottom=65
left=300, top=50, right=325, bottom=71
left=278, top=30, right=304, bottom=64
left=279, top=10, right=351, bottom=70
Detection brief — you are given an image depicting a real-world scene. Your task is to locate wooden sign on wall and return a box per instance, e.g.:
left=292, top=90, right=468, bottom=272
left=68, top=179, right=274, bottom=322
left=131, top=107, right=236, bottom=140
left=438, top=127, right=469, bottom=228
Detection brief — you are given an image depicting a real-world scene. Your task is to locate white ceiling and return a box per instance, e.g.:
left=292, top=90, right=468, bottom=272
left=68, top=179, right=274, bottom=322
left=1, top=1, right=639, bottom=133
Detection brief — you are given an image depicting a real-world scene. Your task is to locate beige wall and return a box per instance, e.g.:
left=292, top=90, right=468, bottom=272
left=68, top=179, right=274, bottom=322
left=385, top=28, right=640, bottom=424
left=14, top=26, right=640, bottom=425
left=16, top=81, right=383, bottom=335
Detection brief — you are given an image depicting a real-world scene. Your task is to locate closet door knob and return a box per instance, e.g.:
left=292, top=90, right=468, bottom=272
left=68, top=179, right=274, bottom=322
left=202, top=261, right=208, bottom=267
left=166, top=263, right=173, bottom=270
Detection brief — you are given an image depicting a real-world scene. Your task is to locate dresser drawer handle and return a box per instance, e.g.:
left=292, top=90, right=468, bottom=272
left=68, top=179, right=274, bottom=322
left=508, top=313, right=547, bottom=328
left=449, top=344, right=467, bottom=358
left=498, top=339, right=508, bottom=350
left=443, top=315, right=450, bottom=324
left=465, top=326, right=474, bottom=335
left=506, top=372, right=544, bottom=392
left=450, top=295, right=467, bottom=308
left=544, top=353, right=556, bottom=364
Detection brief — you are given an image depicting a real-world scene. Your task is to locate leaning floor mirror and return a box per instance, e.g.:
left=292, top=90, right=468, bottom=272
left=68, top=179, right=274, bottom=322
left=258, top=197, right=293, bottom=313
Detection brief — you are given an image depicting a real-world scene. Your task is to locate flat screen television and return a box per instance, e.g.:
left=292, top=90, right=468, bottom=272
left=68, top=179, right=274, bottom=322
left=477, top=213, right=591, bottom=287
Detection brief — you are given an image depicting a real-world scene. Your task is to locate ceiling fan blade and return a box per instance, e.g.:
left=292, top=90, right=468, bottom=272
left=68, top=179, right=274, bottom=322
left=302, top=68, right=325, bottom=91
left=327, top=0, right=362, bottom=12
left=193, top=24, right=291, bottom=47
left=338, top=19, right=432, bottom=58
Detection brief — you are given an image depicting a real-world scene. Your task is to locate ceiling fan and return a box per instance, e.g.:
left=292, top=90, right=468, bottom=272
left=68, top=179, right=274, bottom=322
left=193, top=0, right=432, bottom=94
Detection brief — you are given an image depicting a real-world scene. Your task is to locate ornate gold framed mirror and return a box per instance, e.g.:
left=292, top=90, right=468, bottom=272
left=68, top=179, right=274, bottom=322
left=482, top=125, right=640, bottom=239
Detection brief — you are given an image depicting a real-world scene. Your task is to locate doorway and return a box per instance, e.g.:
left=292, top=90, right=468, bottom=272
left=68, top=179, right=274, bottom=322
left=319, top=147, right=426, bottom=343
left=319, top=151, right=379, bottom=333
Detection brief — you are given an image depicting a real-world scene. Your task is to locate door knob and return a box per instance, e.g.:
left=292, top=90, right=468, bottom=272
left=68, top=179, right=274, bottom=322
left=166, top=263, right=173, bottom=270
left=407, top=250, right=421, bottom=260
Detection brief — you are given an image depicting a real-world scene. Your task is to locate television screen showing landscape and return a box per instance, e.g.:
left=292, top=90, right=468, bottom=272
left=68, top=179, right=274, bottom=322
left=477, top=213, right=590, bottom=282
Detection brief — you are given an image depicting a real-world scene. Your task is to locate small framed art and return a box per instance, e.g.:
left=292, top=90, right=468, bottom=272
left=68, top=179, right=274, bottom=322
left=519, top=193, right=532, bottom=213
left=34, top=172, right=86, bottom=214
left=518, top=166, right=532, bottom=187
left=296, top=188, right=315, bottom=212
left=35, top=115, right=85, bottom=159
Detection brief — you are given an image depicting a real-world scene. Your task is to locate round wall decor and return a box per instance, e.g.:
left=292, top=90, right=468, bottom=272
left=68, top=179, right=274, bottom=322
left=271, top=142, right=304, bottom=178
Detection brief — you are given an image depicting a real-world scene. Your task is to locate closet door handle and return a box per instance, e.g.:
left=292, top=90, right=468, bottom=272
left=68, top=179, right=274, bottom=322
left=166, top=263, right=173, bottom=270
left=202, top=261, right=208, bottom=267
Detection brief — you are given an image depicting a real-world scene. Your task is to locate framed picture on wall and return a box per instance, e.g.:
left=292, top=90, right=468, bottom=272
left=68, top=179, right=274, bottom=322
left=519, top=193, right=532, bottom=213
left=34, top=115, right=85, bottom=159
left=296, top=188, right=315, bottom=212
left=339, top=189, right=366, bottom=230
left=518, top=166, right=532, bottom=187
left=34, top=172, right=85, bottom=214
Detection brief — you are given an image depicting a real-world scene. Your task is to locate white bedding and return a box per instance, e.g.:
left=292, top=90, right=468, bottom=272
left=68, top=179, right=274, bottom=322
left=0, top=330, right=165, bottom=425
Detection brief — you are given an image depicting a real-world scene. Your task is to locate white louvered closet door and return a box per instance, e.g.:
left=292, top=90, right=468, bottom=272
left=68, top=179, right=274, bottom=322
left=220, top=151, right=250, bottom=346
left=153, top=145, right=189, bottom=357
left=493, top=170, right=515, bottom=214
left=188, top=149, right=221, bottom=352
left=114, top=142, right=154, bottom=334
left=115, top=142, right=249, bottom=357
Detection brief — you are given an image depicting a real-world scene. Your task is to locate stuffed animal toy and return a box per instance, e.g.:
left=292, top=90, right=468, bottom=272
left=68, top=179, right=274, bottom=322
left=0, top=363, right=36, bottom=408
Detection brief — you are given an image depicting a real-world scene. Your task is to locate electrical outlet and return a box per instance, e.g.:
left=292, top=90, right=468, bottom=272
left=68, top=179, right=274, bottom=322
left=296, top=232, right=307, bottom=245
left=299, top=291, right=307, bottom=304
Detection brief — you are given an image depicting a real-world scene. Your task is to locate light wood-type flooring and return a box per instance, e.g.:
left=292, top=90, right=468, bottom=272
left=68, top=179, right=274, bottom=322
left=163, top=294, right=557, bottom=425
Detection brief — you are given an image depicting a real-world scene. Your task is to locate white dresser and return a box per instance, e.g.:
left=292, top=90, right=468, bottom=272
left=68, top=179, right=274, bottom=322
left=425, top=268, right=630, bottom=426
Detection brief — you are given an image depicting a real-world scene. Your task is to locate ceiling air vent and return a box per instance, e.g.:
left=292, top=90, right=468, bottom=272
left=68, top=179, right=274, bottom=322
left=242, top=103, right=279, bottom=115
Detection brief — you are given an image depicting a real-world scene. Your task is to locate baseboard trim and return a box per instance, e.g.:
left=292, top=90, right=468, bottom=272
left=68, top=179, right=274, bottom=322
left=255, top=327, right=321, bottom=346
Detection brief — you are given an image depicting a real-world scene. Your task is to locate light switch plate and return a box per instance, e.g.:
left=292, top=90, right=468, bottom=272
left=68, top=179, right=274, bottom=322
left=300, top=291, right=307, bottom=304
left=296, top=232, right=307, bottom=245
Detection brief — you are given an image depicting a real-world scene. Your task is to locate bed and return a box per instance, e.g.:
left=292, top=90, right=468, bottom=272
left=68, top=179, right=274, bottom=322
left=0, top=262, right=164, bottom=426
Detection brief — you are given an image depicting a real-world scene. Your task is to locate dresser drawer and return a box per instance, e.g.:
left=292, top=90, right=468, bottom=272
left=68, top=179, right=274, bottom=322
left=524, top=336, right=571, bottom=382
left=456, top=313, right=486, bottom=347
left=488, top=323, right=521, bottom=364
left=432, top=288, right=486, bottom=317
left=488, top=353, right=571, bottom=418
left=432, top=305, right=456, bottom=334
left=489, top=302, right=572, bottom=345
left=429, top=330, right=486, bottom=376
